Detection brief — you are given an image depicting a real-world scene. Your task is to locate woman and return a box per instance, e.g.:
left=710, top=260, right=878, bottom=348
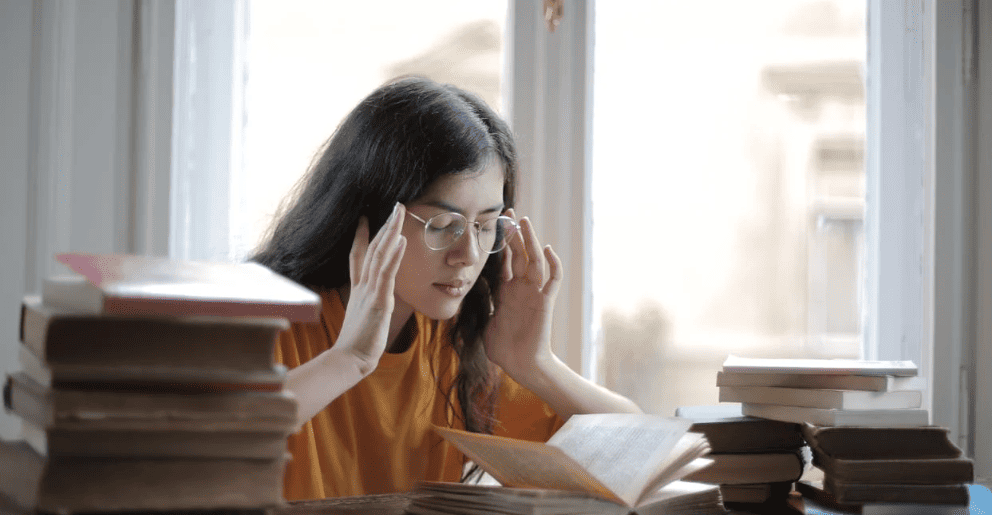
left=251, top=76, right=640, bottom=499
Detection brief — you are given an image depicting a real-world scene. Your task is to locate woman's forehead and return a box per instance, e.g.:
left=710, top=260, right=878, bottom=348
left=417, top=161, right=505, bottom=210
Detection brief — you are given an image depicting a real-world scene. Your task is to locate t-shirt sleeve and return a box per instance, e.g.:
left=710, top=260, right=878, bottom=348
left=491, top=372, right=566, bottom=442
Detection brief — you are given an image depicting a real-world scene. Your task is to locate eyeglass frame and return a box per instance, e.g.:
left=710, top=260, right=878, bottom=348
left=405, top=210, right=519, bottom=254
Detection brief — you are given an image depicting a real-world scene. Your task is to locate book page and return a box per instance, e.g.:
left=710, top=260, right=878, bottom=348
left=432, top=426, right=624, bottom=504
left=545, top=414, right=692, bottom=507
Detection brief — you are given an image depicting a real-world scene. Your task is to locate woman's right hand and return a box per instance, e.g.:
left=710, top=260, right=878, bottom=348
left=332, top=203, right=407, bottom=375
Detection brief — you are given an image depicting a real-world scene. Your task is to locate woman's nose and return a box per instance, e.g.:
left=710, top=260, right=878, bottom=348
left=447, top=226, right=482, bottom=266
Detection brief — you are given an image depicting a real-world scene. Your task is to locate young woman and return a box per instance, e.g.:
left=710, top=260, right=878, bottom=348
left=251, top=77, right=640, bottom=500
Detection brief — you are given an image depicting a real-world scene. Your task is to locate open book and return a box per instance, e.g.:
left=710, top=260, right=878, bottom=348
left=429, top=414, right=723, bottom=514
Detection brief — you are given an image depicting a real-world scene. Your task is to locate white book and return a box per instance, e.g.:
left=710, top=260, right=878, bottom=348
left=723, top=355, right=918, bottom=377
left=720, top=385, right=923, bottom=410
left=716, top=370, right=926, bottom=392
left=741, top=403, right=930, bottom=427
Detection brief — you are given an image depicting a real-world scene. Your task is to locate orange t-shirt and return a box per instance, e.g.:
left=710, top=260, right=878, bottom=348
left=274, top=290, right=565, bottom=500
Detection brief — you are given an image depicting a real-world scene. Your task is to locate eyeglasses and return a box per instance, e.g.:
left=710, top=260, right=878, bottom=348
left=406, top=211, right=519, bottom=254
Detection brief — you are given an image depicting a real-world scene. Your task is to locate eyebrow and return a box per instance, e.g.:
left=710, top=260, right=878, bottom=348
left=422, top=200, right=505, bottom=216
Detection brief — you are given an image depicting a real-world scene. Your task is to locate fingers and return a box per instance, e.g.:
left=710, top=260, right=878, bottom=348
left=349, top=216, right=370, bottom=287
left=364, top=203, right=406, bottom=285
left=501, top=244, right=514, bottom=282
left=519, top=217, right=547, bottom=286
left=543, top=245, right=563, bottom=297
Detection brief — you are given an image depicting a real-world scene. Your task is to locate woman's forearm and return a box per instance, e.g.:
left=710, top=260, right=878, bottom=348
left=284, top=346, right=370, bottom=429
left=508, top=352, right=643, bottom=420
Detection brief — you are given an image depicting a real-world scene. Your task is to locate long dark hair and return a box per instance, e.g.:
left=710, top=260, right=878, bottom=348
left=251, top=76, right=517, bottom=451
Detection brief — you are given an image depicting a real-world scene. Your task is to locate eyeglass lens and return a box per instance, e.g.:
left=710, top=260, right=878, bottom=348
left=424, top=213, right=517, bottom=253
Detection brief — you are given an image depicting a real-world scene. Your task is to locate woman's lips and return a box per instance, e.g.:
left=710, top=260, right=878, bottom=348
left=433, top=282, right=469, bottom=297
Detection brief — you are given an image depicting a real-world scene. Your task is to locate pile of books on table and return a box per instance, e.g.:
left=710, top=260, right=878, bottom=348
left=797, top=424, right=973, bottom=512
left=715, top=355, right=974, bottom=512
left=1, top=252, right=321, bottom=514
left=675, top=404, right=805, bottom=514
left=718, top=354, right=927, bottom=427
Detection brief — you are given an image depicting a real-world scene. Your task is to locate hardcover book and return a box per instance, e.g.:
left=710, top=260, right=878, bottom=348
left=4, top=371, right=298, bottom=433
left=719, top=385, right=923, bottom=410
left=0, top=439, right=288, bottom=513
left=683, top=451, right=805, bottom=485
left=46, top=252, right=321, bottom=322
left=716, top=370, right=925, bottom=392
left=722, top=355, right=918, bottom=377
left=741, top=402, right=929, bottom=427
left=674, top=404, right=804, bottom=453
left=20, top=295, right=288, bottom=372
left=800, top=423, right=962, bottom=459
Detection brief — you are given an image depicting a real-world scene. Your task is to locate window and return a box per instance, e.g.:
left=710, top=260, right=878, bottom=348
left=233, top=0, right=508, bottom=261
left=591, top=0, right=867, bottom=417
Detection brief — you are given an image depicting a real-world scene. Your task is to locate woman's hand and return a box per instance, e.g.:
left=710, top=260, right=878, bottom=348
left=332, top=203, right=407, bottom=375
left=483, top=209, right=563, bottom=380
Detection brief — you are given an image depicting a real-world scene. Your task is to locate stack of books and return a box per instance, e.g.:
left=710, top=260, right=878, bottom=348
left=410, top=414, right=728, bottom=515
left=717, top=355, right=928, bottom=427
left=796, top=424, right=973, bottom=511
left=1, top=252, right=321, bottom=514
left=714, top=355, right=975, bottom=511
left=675, top=404, right=805, bottom=513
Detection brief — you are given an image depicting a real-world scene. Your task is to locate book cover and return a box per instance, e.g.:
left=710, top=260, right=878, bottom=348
left=20, top=295, right=288, bottom=371
left=722, top=355, right=918, bottom=377
left=716, top=370, right=925, bottom=392
left=48, top=252, right=321, bottom=322
left=823, top=476, right=970, bottom=505
left=801, top=423, right=962, bottom=459
left=741, top=403, right=929, bottom=427
left=18, top=418, right=291, bottom=460
left=17, top=345, right=287, bottom=391
left=4, top=371, right=298, bottom=433
left=719, top=386, right=922, bottom=410
left=0, top=439, right=288, bottom=513
left=674, top=404, right=804, bottom=453
left=810, top=447, right=973, bottom=485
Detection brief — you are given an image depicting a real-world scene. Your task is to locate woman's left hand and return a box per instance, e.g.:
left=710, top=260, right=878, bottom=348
left=483, top=209, right=563, bottom=379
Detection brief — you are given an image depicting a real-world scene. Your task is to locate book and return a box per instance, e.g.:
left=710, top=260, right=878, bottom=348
left=410, top=480, right=725, bottom=515
left=17, top=345, right=287, bottom=390
left=674, top=404, right=804, bottom=453
left=716, top=370, right=925, bottom=392
left=431, top=413, right=720, bottom=512
left=741, top=403, right=929, bottom=427
left=722, top=355, right=918, bottom=377
left=718, top=482, right=794, bottom=504
left=19, top=295, right=288, bottom=372
left=801, top=423, right=962, bottom=459
left=4, top=371, right=298, bottom=433
left=822, top=476, right=969, bottom=505
left=18, top=418, right=291, bottom=459
left=46, top=252, right=321, bottom=322
left=0, top=439, right=288, bottom=513
left=683, top=451, right=805, bottom=485
left=719, top=386, right=922, bottom=410
left=810, top=447, right=973, bottom=485
left=797, top=479, right=975, bottom=514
